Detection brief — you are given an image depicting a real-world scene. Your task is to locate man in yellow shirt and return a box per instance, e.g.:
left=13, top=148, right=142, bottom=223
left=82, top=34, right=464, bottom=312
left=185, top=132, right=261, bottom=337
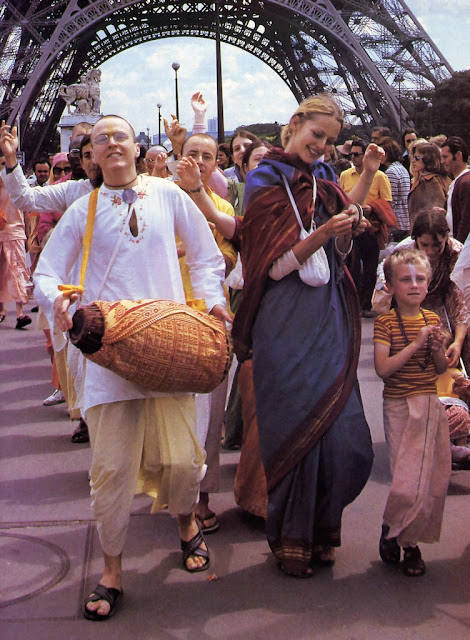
left=175, top=132, right=237, bottom=535
left=340, top=139, right=392, bottom=317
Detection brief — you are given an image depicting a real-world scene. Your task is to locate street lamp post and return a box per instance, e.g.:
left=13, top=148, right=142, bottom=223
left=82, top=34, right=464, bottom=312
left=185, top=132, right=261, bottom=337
left=172, top=62, right=180, bottom=121
left=157, top=103, right=162, bottom=145
left=215, top=0, right=225, bottom=143
left=146, top=127, right=150, bottom=150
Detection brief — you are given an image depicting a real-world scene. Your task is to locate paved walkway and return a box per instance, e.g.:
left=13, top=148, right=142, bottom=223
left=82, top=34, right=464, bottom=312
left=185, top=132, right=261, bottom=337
left=1, top=301, right=469, bottom=640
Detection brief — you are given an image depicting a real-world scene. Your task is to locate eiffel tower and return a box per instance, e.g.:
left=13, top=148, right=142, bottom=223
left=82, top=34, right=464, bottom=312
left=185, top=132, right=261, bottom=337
left=0, top=0, right=452, bottom=165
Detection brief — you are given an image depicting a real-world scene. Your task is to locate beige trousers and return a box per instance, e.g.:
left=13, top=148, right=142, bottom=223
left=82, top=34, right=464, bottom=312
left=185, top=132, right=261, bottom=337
left=87, top=396, right=206, bottom=557
left=55, top=345, right=81, bottom=420
left=383, top=394, right=451, bottom=547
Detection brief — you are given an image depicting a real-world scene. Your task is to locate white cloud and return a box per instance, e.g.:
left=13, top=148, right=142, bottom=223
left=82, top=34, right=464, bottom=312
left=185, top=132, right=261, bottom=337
left=96, top=6, right=468, bottom=136
left=99, top=38, right=298, bottom=135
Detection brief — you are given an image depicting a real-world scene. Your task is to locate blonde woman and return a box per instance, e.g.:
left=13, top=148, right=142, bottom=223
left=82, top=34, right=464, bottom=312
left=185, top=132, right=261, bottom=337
left=231, top=94, right=377, bottom=577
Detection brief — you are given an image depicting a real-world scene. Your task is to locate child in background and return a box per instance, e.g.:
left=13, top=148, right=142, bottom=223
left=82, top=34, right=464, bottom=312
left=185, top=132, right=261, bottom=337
left=374, top=248, right=451, bottom=577
left=437, top=330, right=470, bottom=468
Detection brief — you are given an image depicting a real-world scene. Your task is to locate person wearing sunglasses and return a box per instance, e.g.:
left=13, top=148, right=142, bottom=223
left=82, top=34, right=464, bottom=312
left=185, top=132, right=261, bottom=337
left=51, top=152, right=71, bottom=181
left=67, top=135, right=88, bottom=181
left=408, top=141, right=451, bottom=232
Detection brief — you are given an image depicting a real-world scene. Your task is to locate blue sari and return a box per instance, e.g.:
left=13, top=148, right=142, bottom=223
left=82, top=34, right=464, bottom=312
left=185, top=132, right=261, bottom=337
left=233, top=149, right=373, bottom=574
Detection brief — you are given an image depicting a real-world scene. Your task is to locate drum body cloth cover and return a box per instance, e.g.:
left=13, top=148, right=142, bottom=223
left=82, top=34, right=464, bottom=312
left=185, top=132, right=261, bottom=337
left=69, top=299, right=233, bottom=394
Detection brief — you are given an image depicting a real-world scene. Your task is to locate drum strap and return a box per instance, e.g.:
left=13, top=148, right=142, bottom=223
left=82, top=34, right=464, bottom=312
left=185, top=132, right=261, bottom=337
left=58, top=188, right=99, bottom=298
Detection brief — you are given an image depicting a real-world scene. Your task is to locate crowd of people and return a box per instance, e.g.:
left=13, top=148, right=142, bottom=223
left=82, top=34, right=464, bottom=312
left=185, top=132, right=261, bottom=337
left=1, top=90, right=470, bottom=619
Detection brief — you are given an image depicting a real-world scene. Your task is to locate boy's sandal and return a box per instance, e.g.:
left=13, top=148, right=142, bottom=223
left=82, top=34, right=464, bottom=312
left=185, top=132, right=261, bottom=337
left=403, top=546, right=426, bottom=577
left=83, top=584, right=123, bottom=621
left=0, top=313, right=5, bottom=323
left=379, top=525, right=401, bottom=564
left=181, top=529, right=210, bottom=573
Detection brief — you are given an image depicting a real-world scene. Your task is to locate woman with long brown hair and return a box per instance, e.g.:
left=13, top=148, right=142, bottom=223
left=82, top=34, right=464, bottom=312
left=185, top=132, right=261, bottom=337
left=408, top=142, right=451, bottom=230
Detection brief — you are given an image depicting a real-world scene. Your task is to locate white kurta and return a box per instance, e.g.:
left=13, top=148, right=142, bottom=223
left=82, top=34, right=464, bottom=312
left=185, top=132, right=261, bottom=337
left=34, top=174, right=226, bottom=415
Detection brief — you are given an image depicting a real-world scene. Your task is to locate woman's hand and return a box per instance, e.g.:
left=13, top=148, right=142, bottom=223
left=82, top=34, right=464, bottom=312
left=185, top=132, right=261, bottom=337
left=342, top=203, right=369, bottom=236
left=445, top=341, right=462, bottom=367
left=321, top=212, right=355, bottom=239
left=175, top=156, right=202, bottom=191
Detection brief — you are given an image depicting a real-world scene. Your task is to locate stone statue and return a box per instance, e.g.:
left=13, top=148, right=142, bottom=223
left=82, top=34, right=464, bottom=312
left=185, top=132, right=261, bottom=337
left=59, top=69, right=101, bottom=115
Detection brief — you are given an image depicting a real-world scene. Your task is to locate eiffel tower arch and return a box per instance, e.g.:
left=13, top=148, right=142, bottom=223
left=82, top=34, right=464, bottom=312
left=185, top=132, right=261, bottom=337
left=0, top=0, right=453, bottom=165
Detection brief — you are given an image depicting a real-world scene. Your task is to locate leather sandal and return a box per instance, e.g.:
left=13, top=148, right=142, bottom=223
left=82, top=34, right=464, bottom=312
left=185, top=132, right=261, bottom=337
left=379, top=525, right=401, bottom=564
left=181, top=529, right=210, bottom=573
left=403, top=546, right=426, bottom=577
left=195, top=511, right=220, bottom=534
left=71, top=418, right=89, bottom=443
left=83, top=583, right=123, bottom=621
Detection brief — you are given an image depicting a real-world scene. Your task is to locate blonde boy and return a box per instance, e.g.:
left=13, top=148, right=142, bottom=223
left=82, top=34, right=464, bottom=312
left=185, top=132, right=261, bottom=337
left=374, top=248, right=451, bottom=577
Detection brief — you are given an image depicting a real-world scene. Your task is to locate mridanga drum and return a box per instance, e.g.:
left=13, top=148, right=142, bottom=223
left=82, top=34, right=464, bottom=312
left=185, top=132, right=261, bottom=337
left=69, top=299, right=233, bottom=394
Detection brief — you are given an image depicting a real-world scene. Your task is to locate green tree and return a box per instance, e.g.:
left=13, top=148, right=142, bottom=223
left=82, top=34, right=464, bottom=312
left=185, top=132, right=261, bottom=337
left=413, top=70, right=470, bottom=144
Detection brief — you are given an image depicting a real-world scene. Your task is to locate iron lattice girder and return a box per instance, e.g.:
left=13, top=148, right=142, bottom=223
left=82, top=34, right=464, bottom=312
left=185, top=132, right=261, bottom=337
left=0, top=0, right=452, bottom=164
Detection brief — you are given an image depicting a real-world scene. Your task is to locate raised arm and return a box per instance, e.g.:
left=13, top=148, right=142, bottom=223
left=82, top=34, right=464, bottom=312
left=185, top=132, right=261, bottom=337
left=191, top=92, right=206, bottom=134
left=348, top=144, right=386, bottom=204
left=0, top=120, right=19, bottom=168
left=176, top=156, right=236, bottom=239
left=163, top=116, right=187, bottom=158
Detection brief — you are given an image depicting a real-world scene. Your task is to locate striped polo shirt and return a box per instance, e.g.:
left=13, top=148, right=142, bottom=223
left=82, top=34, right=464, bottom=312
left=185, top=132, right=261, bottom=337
left=374, top=308, right=441, bottom=398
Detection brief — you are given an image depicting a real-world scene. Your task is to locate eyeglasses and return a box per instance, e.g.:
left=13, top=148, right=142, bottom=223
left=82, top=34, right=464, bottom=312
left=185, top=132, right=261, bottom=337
left=53, top=166, right=71, bottom=175
left=69, top=149, right=81, bottom=158
left=93, top=131, right=130, bottom=146
left=350, top=152, right=363, bottom=158
left=412, top=155, right=424, bottom=161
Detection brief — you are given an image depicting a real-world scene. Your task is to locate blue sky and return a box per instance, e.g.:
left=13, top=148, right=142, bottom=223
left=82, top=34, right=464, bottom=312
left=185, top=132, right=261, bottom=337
left=97, top=1, right=469, bottom=137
